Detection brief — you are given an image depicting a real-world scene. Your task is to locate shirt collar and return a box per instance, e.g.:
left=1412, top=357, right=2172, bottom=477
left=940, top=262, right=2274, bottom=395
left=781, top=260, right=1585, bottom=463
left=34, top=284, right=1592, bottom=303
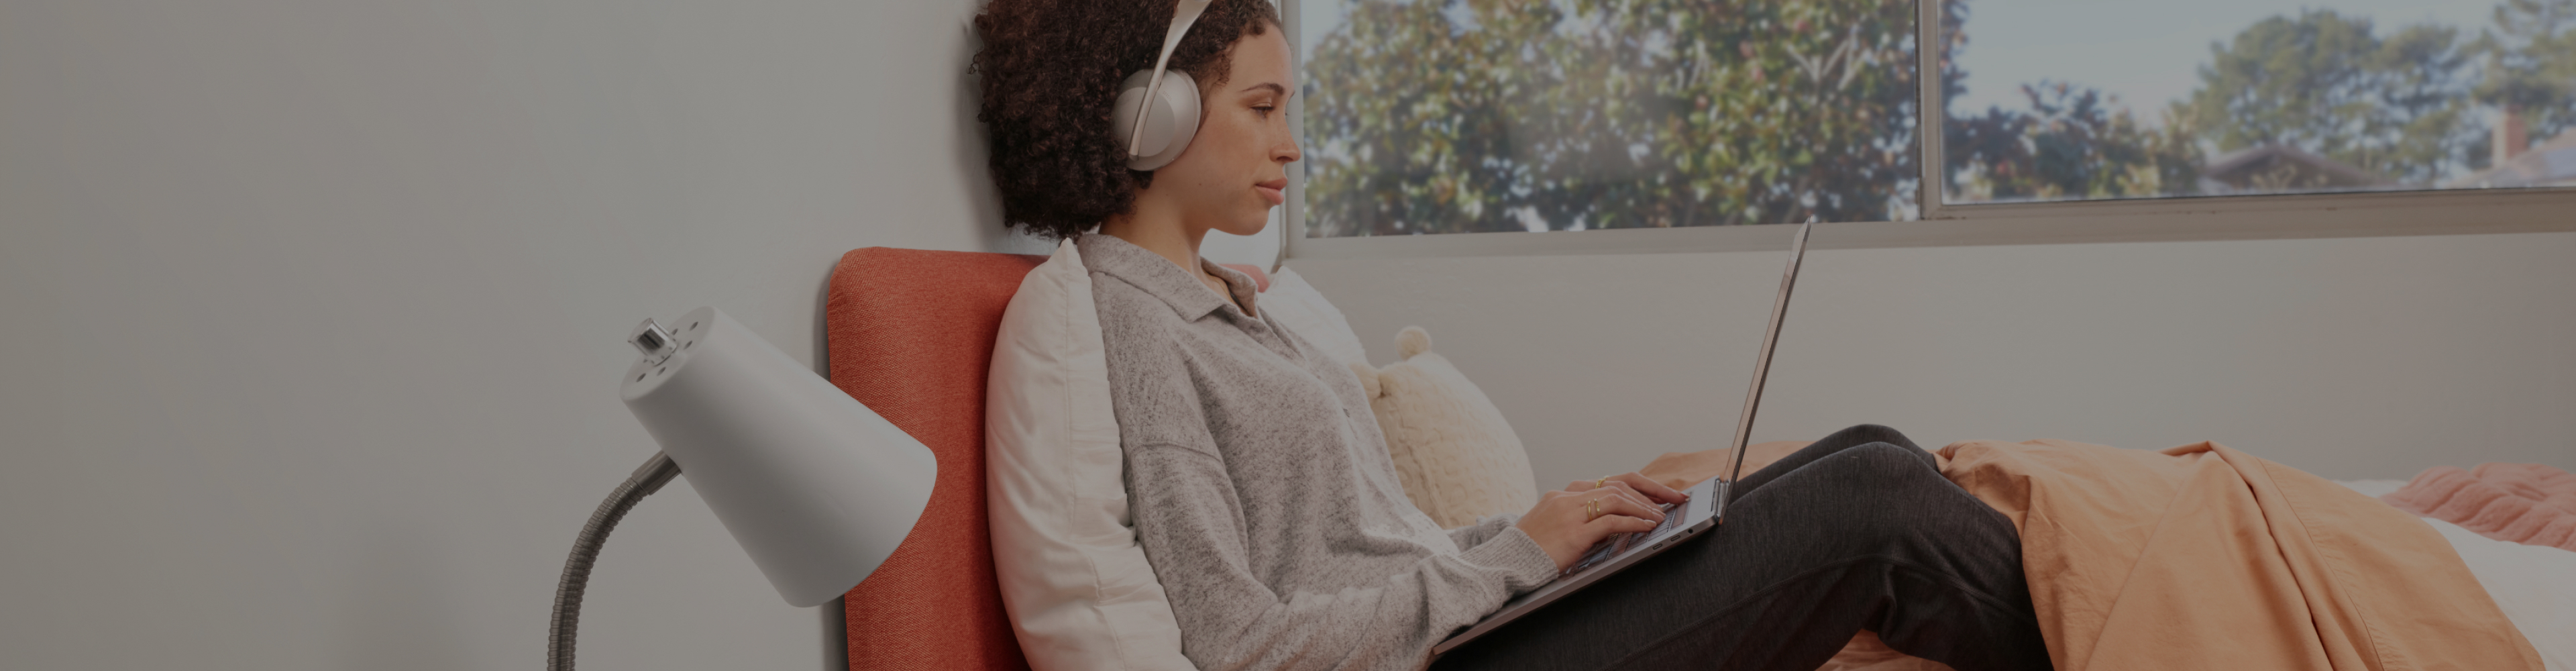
left=1077, top=232, right=1260, bottom=322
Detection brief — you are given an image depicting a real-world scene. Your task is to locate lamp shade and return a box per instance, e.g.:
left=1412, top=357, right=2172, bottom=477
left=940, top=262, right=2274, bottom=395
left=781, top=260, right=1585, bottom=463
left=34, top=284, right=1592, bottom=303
left=618, top=307, right=937, bottom=607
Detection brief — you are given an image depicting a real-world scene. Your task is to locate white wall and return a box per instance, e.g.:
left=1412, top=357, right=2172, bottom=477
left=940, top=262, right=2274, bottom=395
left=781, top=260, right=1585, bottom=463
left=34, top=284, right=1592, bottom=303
left=1291, top=230, right=2576, bottom=488
left=0, top=1, right=1038, bottom=670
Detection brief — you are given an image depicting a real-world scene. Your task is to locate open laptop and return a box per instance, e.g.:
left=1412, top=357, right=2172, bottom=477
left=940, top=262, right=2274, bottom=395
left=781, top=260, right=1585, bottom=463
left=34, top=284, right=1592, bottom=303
left=1430, top=221, right=1815, bottom=657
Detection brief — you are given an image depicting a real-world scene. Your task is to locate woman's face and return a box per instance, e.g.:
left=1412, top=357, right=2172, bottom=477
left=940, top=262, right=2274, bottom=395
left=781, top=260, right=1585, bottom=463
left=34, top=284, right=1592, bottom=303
left=1148, top=28, right=1300, bottom=238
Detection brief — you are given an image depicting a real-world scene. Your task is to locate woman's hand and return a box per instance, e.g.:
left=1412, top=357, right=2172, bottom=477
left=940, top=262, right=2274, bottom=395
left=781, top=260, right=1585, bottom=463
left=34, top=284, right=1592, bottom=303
left=1513, top=472, right=1693, bottom=570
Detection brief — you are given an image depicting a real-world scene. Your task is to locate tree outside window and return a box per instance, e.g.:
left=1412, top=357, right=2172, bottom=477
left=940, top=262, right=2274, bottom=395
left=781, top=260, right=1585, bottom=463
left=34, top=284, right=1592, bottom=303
left=1299, top=0, right=2576, bottom=236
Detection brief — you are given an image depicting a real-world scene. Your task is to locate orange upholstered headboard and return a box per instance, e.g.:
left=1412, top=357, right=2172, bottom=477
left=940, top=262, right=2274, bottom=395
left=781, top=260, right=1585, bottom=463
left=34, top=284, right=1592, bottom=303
left=828, top=248, right=1039, bottom=671
left=825, top=246, right=1263, bottom=670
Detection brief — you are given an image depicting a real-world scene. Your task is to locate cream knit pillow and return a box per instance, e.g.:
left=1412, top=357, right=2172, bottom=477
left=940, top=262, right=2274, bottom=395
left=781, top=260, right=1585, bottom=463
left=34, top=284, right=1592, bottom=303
left=1349, top=327, right=1541, bottom=527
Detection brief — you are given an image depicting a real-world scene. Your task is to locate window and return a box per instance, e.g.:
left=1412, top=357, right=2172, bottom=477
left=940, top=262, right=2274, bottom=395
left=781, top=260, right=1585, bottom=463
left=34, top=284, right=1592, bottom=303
left=1941, top=0, right=2575, bottom=203
left=1285, top=0, right=2576, bottom=246
left=1297, top=0, right=1927, bottom=236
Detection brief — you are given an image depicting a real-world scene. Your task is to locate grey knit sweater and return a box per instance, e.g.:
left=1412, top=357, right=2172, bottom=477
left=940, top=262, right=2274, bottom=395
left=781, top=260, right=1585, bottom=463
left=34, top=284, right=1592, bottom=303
left=1078, top=234, right=1559, bottom=671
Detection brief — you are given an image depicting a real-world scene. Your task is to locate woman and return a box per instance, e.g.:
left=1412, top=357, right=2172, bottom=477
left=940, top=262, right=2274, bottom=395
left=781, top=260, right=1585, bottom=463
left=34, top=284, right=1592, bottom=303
left=972, top=1, right=2051, bottom=669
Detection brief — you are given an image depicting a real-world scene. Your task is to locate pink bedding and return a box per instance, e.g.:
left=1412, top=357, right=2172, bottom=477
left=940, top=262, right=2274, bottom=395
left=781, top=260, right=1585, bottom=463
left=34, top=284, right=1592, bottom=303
left=2381, top=463, right=2576, bottom=552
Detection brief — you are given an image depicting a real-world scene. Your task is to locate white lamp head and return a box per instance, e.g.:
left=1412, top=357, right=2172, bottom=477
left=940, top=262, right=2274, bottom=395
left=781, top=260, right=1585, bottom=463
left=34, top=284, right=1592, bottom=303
left=616, top=307, right=937, bottom=607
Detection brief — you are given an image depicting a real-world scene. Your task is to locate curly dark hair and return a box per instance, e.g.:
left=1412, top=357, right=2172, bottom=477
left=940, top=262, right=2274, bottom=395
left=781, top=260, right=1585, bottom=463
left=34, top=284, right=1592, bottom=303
left=973, top=0, right=1281, bottom=240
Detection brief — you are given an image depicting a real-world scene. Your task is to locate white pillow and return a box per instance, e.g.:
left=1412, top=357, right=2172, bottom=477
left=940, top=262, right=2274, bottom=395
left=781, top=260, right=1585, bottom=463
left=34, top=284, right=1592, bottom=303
left=985, top=240, right=1193, bottom=671
left=1261, top=267, right=1371, bottom=368
left=1348, top=327, right=1542, bottom=528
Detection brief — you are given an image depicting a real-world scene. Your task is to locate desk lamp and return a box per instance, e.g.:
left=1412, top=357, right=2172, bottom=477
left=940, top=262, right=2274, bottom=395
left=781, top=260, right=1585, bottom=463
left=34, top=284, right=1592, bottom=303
left=547, top=307, right=938, bottom=670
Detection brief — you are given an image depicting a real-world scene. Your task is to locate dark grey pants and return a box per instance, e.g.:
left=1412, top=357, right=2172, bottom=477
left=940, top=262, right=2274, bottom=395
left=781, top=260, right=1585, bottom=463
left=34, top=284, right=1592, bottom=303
left=1430, top=425, right=2052, bottom=671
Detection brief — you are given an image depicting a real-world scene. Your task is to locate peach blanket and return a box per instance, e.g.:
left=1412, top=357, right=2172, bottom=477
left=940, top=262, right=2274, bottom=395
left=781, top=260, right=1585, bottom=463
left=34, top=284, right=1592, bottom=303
left=1941, top=439, right=2542, bottom=671
left=2381, top=463, right=2576, bottom=552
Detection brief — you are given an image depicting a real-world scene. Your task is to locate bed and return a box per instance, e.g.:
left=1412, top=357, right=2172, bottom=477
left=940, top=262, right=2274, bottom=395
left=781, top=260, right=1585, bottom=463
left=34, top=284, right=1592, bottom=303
left=819, top=246, right=2570, bottom=671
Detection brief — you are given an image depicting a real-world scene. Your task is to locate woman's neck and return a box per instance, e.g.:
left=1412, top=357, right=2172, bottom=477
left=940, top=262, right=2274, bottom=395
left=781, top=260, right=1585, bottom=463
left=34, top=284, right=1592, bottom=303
left=1097, top=198, right=1210, bottom=279
left=1099, top=199, right=1248, bottom=315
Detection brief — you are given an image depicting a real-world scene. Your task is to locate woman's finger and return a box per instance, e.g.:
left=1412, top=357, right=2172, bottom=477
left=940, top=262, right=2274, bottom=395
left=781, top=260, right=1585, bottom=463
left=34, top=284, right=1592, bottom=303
left=1612, top=472, right=1690, bottom=503
left=1585, top=511, right=1660, bottom=535
left=1591, top=489, right=1664, bottom=524
left=1594, top=480, right=1659, bottom=512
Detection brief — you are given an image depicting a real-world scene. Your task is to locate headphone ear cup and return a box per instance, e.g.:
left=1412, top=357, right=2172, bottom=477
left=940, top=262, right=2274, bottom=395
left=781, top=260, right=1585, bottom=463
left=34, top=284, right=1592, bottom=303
left=1110, top=69, right=1201, bottom=171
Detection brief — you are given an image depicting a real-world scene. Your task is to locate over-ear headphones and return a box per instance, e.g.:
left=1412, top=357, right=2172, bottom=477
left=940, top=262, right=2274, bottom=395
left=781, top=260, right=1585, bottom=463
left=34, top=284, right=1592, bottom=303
left=1112, top=0, right=1214, bottom=171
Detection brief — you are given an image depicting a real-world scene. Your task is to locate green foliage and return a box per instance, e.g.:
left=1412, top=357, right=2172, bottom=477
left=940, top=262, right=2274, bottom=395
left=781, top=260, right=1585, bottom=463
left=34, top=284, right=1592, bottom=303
left=1945, top=82, right=2203, bottom=201
left=1301, top=0, right=1939, bottom=235
left=1299, top=0, right=2576, bottom=235
left=2474, top=0, right=2576, bottom=142
left=2184, top=9, right=2482, bottom=184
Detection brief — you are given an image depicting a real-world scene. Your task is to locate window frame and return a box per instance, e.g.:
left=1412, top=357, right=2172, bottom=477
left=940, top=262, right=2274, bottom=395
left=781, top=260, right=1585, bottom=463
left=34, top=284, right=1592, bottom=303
left=1277, top=0, right=2576, bottom=260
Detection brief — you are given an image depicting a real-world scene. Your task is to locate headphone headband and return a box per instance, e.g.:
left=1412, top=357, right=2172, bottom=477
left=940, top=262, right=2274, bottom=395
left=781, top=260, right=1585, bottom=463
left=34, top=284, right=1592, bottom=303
left=1126, top=0, right=1215, bottom=160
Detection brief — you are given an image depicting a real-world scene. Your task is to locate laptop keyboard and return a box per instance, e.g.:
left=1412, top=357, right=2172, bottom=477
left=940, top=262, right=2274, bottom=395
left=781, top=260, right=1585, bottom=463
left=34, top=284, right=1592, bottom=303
left=1558, top=500, right=1682, bottom=578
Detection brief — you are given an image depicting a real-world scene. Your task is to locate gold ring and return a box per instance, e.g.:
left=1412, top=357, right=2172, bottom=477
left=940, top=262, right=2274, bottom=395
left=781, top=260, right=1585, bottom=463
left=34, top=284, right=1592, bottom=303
left=1586, top=499, right=1601, bottom=521
left=1595, top=476, right=1610, bottom=489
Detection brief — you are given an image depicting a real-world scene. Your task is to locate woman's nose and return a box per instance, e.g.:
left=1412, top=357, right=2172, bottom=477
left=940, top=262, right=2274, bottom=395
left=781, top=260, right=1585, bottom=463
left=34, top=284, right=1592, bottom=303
left=1275, top=138, right=1302, bottom=164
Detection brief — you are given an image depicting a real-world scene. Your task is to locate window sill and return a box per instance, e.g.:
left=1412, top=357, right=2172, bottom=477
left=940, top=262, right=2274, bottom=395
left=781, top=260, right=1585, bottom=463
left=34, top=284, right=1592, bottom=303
left=1285, top=187, right=2576, bottom=259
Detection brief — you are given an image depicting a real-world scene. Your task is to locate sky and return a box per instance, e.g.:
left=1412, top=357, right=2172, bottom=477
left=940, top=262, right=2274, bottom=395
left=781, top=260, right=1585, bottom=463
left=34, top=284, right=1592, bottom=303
left=1292, top=0, right=2507, bottom=123
left=1294, top=0, right=1342, bottom=66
